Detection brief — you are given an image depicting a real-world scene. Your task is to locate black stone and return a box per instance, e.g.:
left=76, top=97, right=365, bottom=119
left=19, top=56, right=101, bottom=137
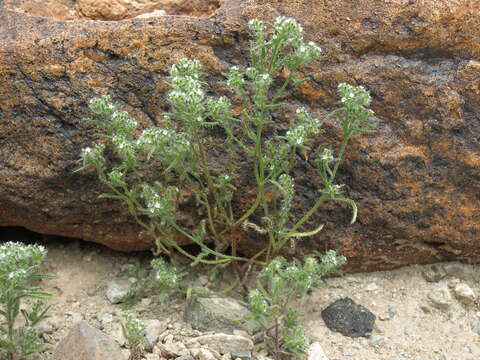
left=321, top=297, right=376, bottom=337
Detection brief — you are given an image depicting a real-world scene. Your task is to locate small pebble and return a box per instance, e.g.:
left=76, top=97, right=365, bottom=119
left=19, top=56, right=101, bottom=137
left=453, top=283, right=476, bottom=304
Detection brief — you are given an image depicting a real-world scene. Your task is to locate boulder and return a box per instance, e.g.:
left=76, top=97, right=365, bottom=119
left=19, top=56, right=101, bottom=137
left=0, top=0, right=479, bottom=272
left=53, top=321, right=127, bottom=360
left=2, top=0, right=222, bottom=20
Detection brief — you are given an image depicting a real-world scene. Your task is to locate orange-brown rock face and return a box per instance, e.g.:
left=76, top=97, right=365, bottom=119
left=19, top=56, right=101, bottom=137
left=0, top=0, right=479, bottom=272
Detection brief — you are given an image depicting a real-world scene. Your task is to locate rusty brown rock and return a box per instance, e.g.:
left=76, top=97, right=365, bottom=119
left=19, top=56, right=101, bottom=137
left=0, top=0, right=479, bottom=272
left=3, top=0, right=224, bottom=20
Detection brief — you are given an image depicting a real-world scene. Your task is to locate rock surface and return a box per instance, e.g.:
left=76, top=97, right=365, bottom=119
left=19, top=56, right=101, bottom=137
left=0, top=0, right=479, bottom=272
left=184, top=296, right=258, bottom=334
left=321, top=297, right=376, bottom=338
left=53, top=321, right=127, bottom=360
left=427, top=283, right=453, bottom=310
left=308, top=342, right=329, bottom=360
left=2, top=0, right=223, bottom=20
left=453, top=282, right=476, bottom=305
left=195, top=333, right=254, bottom=356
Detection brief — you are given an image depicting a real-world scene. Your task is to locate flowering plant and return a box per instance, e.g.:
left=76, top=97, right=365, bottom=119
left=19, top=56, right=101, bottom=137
left=121, top=311, right=146, bottom=360
left=247, top=251, right=346, bottom=358
left=120, top=258, right=186, bottom=308
left=77, top=16, right=374, bottom=269
left=0, top=242, right=53, bottom=360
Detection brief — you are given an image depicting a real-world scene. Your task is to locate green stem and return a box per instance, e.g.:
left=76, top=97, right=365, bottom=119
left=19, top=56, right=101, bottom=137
left=331, top=137, right=350, bottom=180
left=221, top=195, right=261, bottom=235
left=171, top=223, right=247, bottom=263
left=288, top=193, right=329, bottom=235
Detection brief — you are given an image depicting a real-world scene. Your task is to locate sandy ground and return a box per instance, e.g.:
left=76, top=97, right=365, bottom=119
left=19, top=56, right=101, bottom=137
left=3, top=231, right=480, bottom=359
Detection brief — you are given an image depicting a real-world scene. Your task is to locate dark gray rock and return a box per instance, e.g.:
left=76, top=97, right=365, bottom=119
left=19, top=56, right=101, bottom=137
left=321, top=297, right=376, bottom=338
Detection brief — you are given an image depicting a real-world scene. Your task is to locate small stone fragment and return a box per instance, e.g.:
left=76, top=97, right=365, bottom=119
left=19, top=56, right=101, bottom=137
left=184, top=297, right=259, bottom=334
left=159, top=341, right=190, bottom=358
left=308, top=341, right=328, bottom=360
left=365, top=282, right=379, bottom=292
left=35, top=315, right=58, bottom=335
left=98, top=313, right=115, bottom=325
left=144, top=319, right=168, bottom=351
left=105, top=278, right=131, bottom=304
left=453, top=283, right=476, bottom=304
left=369, top=335, right=386, bottom=347
left=111, top=322, right=126, bottom=347
left=198, top=348, right=216, bottom=360
left=422, top=265, right=446, bottom=283
left=427, top=284, right=453, bottom=310
left=471, top=323, right=480, bottom=336
left=136, top=9, right=167, bottom=18
left=195, top=333, right=253, bottom=357
left=53, top=321, right=127, bottom=360
left=379, top=306, right=397, bottom=321
left=443, top=262, right=474, bottom=281
left=321, top=298, right=376, bottom=338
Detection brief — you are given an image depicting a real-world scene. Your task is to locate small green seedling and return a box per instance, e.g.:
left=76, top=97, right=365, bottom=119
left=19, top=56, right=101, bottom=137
left=120, top=258, right=186, bottom=308
left=247, top=251, right=346, bottom=359
left=0, top=242, right=53, bottom=360
left=121, top=311, right=146, bottom=360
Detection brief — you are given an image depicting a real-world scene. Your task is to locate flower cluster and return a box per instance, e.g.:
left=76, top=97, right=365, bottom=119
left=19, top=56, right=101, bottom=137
left=245, top=67, right=273, bottom=107
left=110, top=110, right=138, bottom=138
left=206, top=96, right=235, bottom=129
left=335, top=83, right=376, bottom=140
left=277, top=174, right=294, bottom=228
left=112, top=135, right=137, bottom=166
left=247, top=289, right=270, bottom=318
left=121, top=311, right=146, bottom=354
left=80, top=144, right=105, bottom=170
left=248, top=18, right=265, bottom=33
left=0, top=242, right=46, bottom=292
left=0, top=242, right=52, bottom=359
left=317, top=147, right=334, bottom=164
left=216, top=173, right=236, bottom=203
left=89, top=95, right=116, bottom=119
left=141, top=184, right=178, bottom=223
left=150, top=258, right=186, bottom=305
left=168, top=59, right=206, bottom=129
left=136, top=128, right=191, bottom=168
left=285, top=107, right=322, bottom=147
left=317, top=249, right=347, bottom=274
left=271, top=16, right=304, bottom=46
left=107, top=169, right=126, bottom=188
left=225, top=66, right=245, bottom=92
left=338, top=83, right=372, bottom=107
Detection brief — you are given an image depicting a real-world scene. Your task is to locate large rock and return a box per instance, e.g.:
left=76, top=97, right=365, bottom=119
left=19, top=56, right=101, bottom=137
left=2, top=0, right=222, bottom=20
left=0, top=0, right=479, bottom=272
left=184, top=296, right=259, bottom=334
left=53, top=321, right=127, bottom=360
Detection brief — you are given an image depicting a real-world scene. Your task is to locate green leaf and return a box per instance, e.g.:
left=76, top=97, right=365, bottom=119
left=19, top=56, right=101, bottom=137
left=98, top=193, right=128, bottom=201
left=284, top=224, right=324, bottom=238
left=334, top=197, right=357, bottom=224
